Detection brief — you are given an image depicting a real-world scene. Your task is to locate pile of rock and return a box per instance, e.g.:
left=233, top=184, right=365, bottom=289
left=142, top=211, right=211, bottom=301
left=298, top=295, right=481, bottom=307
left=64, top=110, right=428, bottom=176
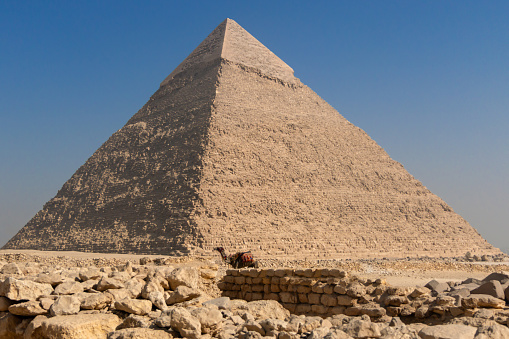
left=2, top=258, right=509, bottom=338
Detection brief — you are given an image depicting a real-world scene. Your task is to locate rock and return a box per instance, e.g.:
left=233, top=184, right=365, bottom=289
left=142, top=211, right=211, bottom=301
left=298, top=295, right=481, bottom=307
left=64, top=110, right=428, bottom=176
left=418, top=324, right=477, bottom=339
left=0, top=312, right=22, bottom=338
left=141, top=280, right=165, bottom=300
left=346, top=303, right=386, bottom=317
left=203, top=297, right=230, bottom=309
left=81, top=292, right=112, bottom=310
left=482, top=273, right=509, bottom=283
left=105, top=289, right=132, bottom=301
left=410, top=286, right=431, bottom=298
left=0, top=277, right=53, bottom=301
left=8, top=300, right=47, bottom=316
left=242, top=321, right=265, bottom=335
left=96, top=277, right=124, bottom=291
left=191, top=306, right=224, bottom=334
left=474, top=323, right=509, bottom=339
left=50, top=295, right=81, bottom=316
left=342, top=317, right=381, bottom=338
left=346, top=282, right=366, bottom=298
left=39, top=297, right=56, bottom=310
left=425, top=280, right=449, bottom=294
left=148, top=291, right=167, bottom=311
left=200, top=269, right=217, bottom=279
left=0, top=263, right=23, bottom=275
left=39, top=313, right=120, bottom=338
left=169, top=307, right=201, bottom=339
left=471, top=281, right=505, bottom=299
left=166, top=267, right=199, bottom=290
left=166, top=285, right=201, bottom=305
left=114, top=299, right=153, bottom=315
left=125, top=278, right=144, bottom=299
left=0, top=296, right=13, bottom=311
left=108, top=327, right=173, bottom=339
left=117, top=314, right=153, bottom=329
left=24, top=314, right=48, bottom=339
left=54, top=281, right=84, bottom=295
left=463, top=294, right=506, bottom=309
left=234, top=300, right=290, bottom=320
left=79, top=268, right=104, bottom=281
left=35, top=273, right=65, bottom=286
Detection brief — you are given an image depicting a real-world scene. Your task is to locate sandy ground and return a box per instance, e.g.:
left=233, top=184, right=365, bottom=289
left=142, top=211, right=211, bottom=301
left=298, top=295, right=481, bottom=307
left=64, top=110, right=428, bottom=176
left=2, top=249, right=509, bottom=289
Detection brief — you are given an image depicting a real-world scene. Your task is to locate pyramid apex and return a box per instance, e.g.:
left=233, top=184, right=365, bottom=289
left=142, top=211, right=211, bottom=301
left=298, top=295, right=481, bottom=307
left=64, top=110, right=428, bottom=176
left=161, top=19, right=296, bottom=86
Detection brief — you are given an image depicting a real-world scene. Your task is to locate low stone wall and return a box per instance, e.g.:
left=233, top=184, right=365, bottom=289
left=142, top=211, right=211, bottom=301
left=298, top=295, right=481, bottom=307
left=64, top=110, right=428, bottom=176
left=218, top=268, right=508, bottom=319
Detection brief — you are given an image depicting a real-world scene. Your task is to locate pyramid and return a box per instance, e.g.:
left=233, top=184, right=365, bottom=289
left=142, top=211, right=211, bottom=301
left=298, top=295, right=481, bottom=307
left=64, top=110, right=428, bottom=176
left=4, top=19, right=498, bottom=258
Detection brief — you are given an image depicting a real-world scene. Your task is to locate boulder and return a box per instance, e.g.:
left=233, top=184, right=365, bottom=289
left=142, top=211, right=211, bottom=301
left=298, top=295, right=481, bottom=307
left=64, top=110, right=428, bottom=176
left=166, top=285, right=201, bottom=305
left=79, top=268, right=104, bottom=281
left=54, top=281, right=84, bottom=295
left=125, top=278, right=144, bottom=299
left=169, top=307, right=201, bottom=339
left=191, top=306, right=224, bottom=334
left=418, top=324, right=476, bottom=339
left=39, top=313, right=121, bottom=339
left=0, top=277, right=53, bottom=301
left=0, top=263, right=23, bottom=275
left=0, top=312, right=22, bottom=339
left=80, top=292, right=112, bottom=310
left=107, top=327, right=173, bottom=339
left=473, top=323, right=509, bottom=339
left=470, top=281, right=505, bottom=299
left=341, top=317, right=381, bottom=338
left=35, top=273, right=65, bottom=286
left=482, top=273, right=509, bottom=283
left=425, top=280, right=449, bottom=294
left=148, top=291, right=167, bottom=311
left=462, top=294, right=506, bottom=309
left=50, top=295, right=81, bottom=316
left=117, top=314, right=152, bottom=329
left=24, top=314, right=48, bottom=339
left=96, top=277, right=124, bottom=291
left=114, top=299, right=152, bottom=315
left=233, top=300, right=290, bottom=320
left=0, top=296, right=13, bottom=311
left=166, top=267, right=199, bottom=290
left=203, top=297, right=231, bottom=309
left=105, top=289, right=132, bottom=301
left=8, top=300, right=47, bottom=316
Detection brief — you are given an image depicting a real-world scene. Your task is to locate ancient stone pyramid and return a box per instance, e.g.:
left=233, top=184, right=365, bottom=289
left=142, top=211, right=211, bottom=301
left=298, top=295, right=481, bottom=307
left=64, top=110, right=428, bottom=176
left=4, top=19, right=498, bottom=258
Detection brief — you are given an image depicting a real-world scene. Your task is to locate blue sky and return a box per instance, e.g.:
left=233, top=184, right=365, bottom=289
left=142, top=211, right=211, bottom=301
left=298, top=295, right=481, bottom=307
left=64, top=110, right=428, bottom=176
left=1, top=1, right=508, bottom=254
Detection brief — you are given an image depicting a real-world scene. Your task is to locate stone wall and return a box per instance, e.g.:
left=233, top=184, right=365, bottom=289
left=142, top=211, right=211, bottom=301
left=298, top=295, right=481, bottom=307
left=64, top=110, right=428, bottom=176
left=218, top=268, right=509, bottom=320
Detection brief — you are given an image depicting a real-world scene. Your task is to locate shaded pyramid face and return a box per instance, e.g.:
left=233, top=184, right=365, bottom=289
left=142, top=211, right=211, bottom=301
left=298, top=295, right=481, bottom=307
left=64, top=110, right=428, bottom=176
left=4, top=19, right=498, bottom=258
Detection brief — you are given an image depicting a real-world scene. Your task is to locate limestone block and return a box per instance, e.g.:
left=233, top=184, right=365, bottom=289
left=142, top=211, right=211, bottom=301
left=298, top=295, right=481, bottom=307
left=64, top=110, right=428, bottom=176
left=321, top=294, right=337, bottom=307
left=0, top=278, right=53, bottom=301
left=166, top=285, right=200, bottom=305
left=337, top=295, right=356, bottom=306
left=169, top=307, right=201, bottom=339
left=167, top=267, right=199, bottom=290
left=311, top=304, right=328, bottom=314
left=0, top=263, right=22, bottom=275
left=108, top=327, right=173, bottom=339
left=0, top=312, right=22, bottom=338
left=105, top=288, right=131, bottom=301
left=35, top=273, right=65, bottom=286
left=96, top=277, right=124, bottom=291
left=50, top=295, right=81, bottom=316
left=8, top=300, right=47, bottom=316
left=79, top=268, right=104, bottom=281
left=39, top=313, right=121, bottom=339
left=114, top=299, right=153, bottom=315
left=0, top=297, right=13, bottom=311
left=81, top=292, right=112, bottom=310
left=298, top=293, right=308, bottom=303
left=418, top=324, right=476, bottom=339
left=308, top=293, right=321, bottom=305
left=463, top=295, right=506, bottom=309
left=471, top=281, right=505, bottom=300
left=54, top=281, right=84, bottom=295
left=346, top=283, right=366, bottom=298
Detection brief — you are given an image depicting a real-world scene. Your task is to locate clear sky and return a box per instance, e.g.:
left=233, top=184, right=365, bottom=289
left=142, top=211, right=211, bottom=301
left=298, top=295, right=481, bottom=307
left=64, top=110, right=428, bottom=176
left=1, top=1, right=508, bottom=254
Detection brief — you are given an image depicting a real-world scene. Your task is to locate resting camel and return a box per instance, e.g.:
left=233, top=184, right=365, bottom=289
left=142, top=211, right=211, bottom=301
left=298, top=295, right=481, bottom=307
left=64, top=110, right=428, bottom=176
left=214, top=247, right=259, bottom=269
